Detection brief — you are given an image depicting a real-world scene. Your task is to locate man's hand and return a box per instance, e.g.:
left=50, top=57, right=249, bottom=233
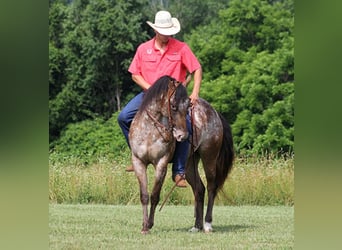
left=189, top=92, right=199, bottom=105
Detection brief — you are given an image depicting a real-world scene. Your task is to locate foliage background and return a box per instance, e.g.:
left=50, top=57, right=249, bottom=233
left=49, top=0, right=294, bottom=160
left=5, top=0, right=342, bottom=249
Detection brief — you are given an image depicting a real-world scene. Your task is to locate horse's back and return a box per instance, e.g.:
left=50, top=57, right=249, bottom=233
left=191, top=98, right=223, bottom=150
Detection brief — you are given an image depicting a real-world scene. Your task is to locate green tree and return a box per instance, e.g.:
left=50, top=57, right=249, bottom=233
left=49, top=0, right=149, bottom=142
left=49, top=2, right=69, bottom=141
left=231, top=40, right=294, bottom=154
left=49, top=1, right=68, bottom=99
left=49, top=0, right=294, bottom=157
left=187, top=0, right=294, bottom=155
left=146, top=0, right=229, bottom=41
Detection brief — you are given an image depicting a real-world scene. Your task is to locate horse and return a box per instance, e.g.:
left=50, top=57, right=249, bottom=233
left=129, top=75, right=234, bottom=234
left=129, top=75, right=190, bottom=234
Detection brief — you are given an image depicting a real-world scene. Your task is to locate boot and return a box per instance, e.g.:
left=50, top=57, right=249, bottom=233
left=125, top=165, right=134, bottom=172
left=174, top=174, right=187, bottom=188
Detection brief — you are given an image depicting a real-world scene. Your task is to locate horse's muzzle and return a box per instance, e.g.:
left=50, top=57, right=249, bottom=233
left=173, top=129, right=189, bottom=142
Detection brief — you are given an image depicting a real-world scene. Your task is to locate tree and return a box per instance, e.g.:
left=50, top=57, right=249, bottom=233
left=49, top=0, right=149, bottom=142
left=186, top=0, right=294, bottom=155
left=146, top=0, right=229, bottom=41
left=49, top=0, right=295, bottom=156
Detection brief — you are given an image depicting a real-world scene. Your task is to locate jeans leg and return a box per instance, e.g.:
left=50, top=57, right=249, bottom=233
left=172, top=114, right=192, bottom=179
left=117, top=92, right=144, bottom=148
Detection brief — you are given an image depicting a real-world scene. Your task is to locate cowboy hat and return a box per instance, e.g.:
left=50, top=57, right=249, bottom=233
left=146, top=11, right=181, bottom=36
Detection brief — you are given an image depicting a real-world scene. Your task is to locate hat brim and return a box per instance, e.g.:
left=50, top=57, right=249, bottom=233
left=146, top=18, right=181, bottom=36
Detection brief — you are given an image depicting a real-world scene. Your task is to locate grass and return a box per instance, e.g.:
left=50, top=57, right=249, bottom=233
left=223, top=155, right=294, bottom=205
left=49, top=154, right=294, bottom=206
left=49, top=204, right=294, bottom=249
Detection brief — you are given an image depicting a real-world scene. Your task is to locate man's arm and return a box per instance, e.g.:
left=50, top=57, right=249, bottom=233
left=189, top=67, right=202, bottom=105
left=131, top=74, right=151, bottom=91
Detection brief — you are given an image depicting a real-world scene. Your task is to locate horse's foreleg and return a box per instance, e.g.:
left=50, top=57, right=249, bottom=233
left=134, top=161, right=149, bottom=234
left=193, top=179, right=205, bottom=231
left=186, top=154, right=205, bottom=232
left=148, top=164, right=168, bottom=229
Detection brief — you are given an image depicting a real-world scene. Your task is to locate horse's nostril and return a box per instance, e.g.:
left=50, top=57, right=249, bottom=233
left=176, top=132, right=188, bottom=142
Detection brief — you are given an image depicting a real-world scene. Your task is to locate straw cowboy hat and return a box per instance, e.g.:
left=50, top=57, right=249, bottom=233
left=146, top=11, right=181, bottom=36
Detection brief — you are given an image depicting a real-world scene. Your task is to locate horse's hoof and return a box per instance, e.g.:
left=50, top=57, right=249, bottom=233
left=204, top=222, right=213, bottom=233
left=141, top=230, right=149, bottom=235
left=188, top=227, right=201, bottom=233
left=141, top=227, right=149, bottom=234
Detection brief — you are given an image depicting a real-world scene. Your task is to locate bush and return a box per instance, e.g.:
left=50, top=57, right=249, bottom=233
left=50, top=112, right=127, bottom=164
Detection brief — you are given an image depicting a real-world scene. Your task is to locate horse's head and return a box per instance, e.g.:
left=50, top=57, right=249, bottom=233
left=167, top=78, right=190, bottom=142
left=139, top=75, right=190, bottom=142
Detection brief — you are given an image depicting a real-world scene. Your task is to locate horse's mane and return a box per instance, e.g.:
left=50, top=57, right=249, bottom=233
left=139, top=75, right=188, bottom=112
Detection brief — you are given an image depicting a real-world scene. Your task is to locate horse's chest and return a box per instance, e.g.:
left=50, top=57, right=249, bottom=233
left=133, top=143, right=175, bottom=163
left=131, top=130, right=174, bottom=159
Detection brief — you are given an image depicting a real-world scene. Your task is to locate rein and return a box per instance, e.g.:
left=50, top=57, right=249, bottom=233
left=145, top=79, right=179, bottom=140
left=159, top=103, right=198, bottom=212
left=146, top=110, right=172, bottom=132
left=190, top=104, right=199, bottom=201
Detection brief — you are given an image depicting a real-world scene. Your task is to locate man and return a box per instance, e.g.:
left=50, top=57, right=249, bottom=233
left=118, top=10, right=202, bottom=187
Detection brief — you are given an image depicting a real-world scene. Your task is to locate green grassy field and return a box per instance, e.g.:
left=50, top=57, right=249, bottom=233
left=49, top=154, right=294, bottom=206
left=49, top=204, right=294, bottom=249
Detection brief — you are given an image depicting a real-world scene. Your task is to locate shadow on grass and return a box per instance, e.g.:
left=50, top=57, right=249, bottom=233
left=173, top=224, right=253, bottom=233
left=212, top=224, right=254, bottom=233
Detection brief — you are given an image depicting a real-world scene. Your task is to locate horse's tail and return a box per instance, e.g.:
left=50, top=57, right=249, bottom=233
left=216, top=113, right=234, bottom=190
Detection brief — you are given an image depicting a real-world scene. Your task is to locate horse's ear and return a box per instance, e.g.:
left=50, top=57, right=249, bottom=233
left=168, top=78, right=177, bottom=91
left=169, top=77, right=182, bottom=89
left=175, top=81, right=182, bottom=87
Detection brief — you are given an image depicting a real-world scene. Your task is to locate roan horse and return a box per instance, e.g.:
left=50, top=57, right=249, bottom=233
left=129, top=75, right=234, bottom=234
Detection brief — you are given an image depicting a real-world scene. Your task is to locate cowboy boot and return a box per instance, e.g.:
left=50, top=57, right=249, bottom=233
left=174, top=174, right=187, bottom=188
left=125, top=165, right=134, bottom=172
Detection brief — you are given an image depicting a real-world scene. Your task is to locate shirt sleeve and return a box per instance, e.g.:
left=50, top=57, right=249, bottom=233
left=128, top=45, right=142, bottom=75
left=181, top=43, right=201, bottom=73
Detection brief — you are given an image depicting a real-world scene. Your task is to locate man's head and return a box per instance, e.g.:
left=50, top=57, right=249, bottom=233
left=146, top=11, right=181, bottom=36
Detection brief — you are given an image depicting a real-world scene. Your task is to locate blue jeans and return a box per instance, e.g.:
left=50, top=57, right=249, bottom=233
left=117, top=92, right=190, bottom=178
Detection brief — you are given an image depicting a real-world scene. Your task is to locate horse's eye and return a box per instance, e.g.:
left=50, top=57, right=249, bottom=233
left=171, top=104, right=177, bottom=111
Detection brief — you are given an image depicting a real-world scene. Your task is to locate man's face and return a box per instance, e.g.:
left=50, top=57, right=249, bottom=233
left=155, top=31, right=170, bottom=44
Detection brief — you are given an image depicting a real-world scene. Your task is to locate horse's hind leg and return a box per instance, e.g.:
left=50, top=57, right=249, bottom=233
left=148, top=162, right=168, bottom=230
left=186, top=153, right=205, bottom=232
left=202, top=158, right=219, bottom=233
left=204, top=178, right=217, bottom=233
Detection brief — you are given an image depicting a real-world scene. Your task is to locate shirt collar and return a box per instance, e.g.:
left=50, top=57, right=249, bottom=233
left=152, top=36, right=172, bottom=52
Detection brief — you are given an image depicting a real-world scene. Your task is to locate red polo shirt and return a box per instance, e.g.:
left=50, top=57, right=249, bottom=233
left=128, top=37, right=201, bottom=85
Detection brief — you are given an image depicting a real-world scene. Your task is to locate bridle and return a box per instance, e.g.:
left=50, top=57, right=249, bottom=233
left=146, top=79, right=181, bottom=140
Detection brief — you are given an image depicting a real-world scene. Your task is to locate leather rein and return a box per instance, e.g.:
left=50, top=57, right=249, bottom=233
left=146, top=79, right=181, bottom=138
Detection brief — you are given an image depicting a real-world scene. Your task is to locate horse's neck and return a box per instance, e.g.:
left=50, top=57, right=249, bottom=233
left=143, top=109, right=169, bottom=127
